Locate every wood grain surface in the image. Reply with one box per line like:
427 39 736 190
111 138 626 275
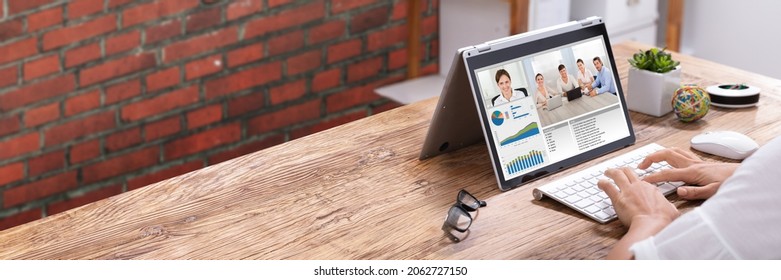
1 42 780 259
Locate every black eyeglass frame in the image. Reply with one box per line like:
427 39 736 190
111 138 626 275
441 189 487 242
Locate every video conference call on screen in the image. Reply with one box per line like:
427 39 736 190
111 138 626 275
474 36 630 181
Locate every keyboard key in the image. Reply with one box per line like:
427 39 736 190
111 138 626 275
554 192 568 199
586 188 599 195
563 188 576 195
575 199 593 209
656 182 677 194
603 208 616 216
595 201 609 209
572 184 584 192
595 211 610 220
564 195 581 204
578 192 591 199
585 205 601 214
589 196 602 203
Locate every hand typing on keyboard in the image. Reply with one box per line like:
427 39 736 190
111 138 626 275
637 147 740 200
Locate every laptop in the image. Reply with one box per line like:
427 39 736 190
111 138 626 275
419 17 636 192
566 87 583 101
546 95 563 110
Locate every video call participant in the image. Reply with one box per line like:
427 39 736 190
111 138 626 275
534 73 556 109
588 56 616 96
491 69 523 106
556 64 579 96
576 58 594 88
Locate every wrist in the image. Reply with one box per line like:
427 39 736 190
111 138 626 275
630 214 675 232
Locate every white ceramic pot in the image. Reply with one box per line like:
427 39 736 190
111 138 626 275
626 67 681 117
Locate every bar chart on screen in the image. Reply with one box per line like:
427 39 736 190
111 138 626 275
505 150 545 174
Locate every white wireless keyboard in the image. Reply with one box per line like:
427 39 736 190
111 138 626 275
533 143 683 223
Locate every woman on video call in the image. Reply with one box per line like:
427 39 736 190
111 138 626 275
491 69 522 106
535 73 555 109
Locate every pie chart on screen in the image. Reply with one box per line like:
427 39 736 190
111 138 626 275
491 110 504 126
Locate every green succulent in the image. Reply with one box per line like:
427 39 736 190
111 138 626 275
628 47 680 73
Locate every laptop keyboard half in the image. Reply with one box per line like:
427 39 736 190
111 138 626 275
533 143 683 223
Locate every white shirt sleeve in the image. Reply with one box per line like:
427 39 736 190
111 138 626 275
630 136 781 259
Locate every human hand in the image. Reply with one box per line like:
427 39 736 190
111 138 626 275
589 89 597 96
638 147 739 200
598 168 679 227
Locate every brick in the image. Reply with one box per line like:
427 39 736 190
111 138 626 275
0 37 37 65
145 116 181 141
367 24 406 52
0 74 74 111
105 127 141 152
45 111 115 146
347 57 383 82
122 0 200 28
244 0 324 39
227 91 264 117
372 100 402 114
226 43 263 67
327 39 361 63
108 0 133 8
7 0 56 14
186 7 221 32
64 90 101 116
287 50 320 76
127 161 202 190
0 208 41 231
269 80 306 105
64 42 100 68
268 30 303 56
248 99 321 135
290 110 365 139
332 0 375 14
309 20 345 45
163 26 237 63
24 54 60 81
422 15 438 36
351 6 389 34
47 185 123 215
106 30 141 56
121 85 199 122
0 162 25 186
68 0 103 19
388 48 407 70
3 171 78 208
205 62 281 99
312 68 341 92
391 0 406 20
82 146 159 184
0 115 21 137
28 150 65 177
164 123 241 160
420 62 438 75
25 102 60 127
226 0 262 21
185 54 223 81
187 104 222 129
0 66 18 88
43 14 116 50
145 68 180 93
207 134 285 164
80 53 156 86
268 0 292 8
70 139 100 164
0 19 24 41
146 19 181 45
105 79 141 104
326 82 385 113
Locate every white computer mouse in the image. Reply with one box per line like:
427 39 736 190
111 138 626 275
690 131 759 160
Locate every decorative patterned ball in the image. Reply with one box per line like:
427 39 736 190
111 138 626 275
672 84 710 122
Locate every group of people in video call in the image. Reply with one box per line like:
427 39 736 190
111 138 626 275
491 56 616 109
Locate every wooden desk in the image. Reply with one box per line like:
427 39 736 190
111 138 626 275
2 42 781 259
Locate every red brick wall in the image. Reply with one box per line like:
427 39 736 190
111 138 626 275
0 0 439 230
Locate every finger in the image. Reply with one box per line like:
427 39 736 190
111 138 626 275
677 182 720 200
620 167 640 183
604 168 631 190
597 179 619 200
642 167 697 184
638 149 694 169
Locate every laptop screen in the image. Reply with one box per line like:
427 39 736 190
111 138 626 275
464 22 634 190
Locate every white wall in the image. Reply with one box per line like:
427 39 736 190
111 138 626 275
680 0 781 78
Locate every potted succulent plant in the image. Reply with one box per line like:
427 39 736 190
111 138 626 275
626 48 681 117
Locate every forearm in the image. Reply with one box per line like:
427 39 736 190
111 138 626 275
607 216 673 260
